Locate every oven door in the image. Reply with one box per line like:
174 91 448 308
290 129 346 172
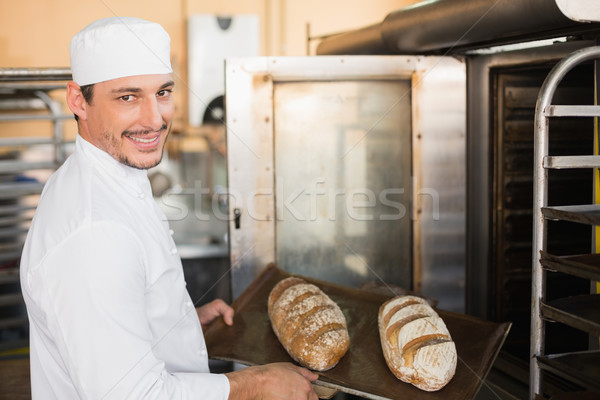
224 56 465 311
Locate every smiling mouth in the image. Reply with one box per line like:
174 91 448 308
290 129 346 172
128 136 159 144
122 124 168 147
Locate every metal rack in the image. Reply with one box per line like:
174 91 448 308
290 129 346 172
0 68 72 352
531 47 600 399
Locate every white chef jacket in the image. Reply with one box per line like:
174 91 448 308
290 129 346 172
20 135 230 400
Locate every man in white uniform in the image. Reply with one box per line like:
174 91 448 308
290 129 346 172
20 16 318 400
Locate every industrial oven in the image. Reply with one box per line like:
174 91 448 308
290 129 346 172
223 0 600 399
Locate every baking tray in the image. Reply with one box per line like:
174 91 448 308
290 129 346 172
203 264 511 400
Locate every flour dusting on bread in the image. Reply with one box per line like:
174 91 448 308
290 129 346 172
268 277 350 371
378 295 457 391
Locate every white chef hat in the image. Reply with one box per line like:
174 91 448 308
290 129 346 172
70 17 172 86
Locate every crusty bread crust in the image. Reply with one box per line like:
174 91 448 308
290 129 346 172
268 277 350 371
378 295 457 391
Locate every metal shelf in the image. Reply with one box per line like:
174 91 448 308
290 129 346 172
540 251 600 281
544 105 600 117
0 268 20 284
544 155 600 169
0 113 73 122
0 82 69 92
0 250 24 264
0 137 58 147
0 182 44 199
541 205 600 225
0 67 72 353
0 317 28 330
0 293 24 307
0 204 36 216
531 46 600 399
0 67 71 82
0 228 29 240
537 351 600 392
541 295 600 335
0 214 31 226
0 159 57 174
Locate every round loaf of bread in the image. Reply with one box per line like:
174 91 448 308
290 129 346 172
268 277 350 371
378 295 457 391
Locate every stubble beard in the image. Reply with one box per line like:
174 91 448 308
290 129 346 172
103 124 170 170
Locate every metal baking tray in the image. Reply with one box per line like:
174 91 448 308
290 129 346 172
203 264 511 400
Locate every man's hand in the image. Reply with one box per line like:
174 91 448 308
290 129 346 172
196 299 234 328
226 362 319 400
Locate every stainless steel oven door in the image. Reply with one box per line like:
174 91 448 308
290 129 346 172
224 56 466 312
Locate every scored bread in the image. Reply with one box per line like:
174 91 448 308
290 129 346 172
378 295 457 391
268 277 350 371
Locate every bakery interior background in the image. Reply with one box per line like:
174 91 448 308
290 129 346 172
1 0 600 399
0 0 418 130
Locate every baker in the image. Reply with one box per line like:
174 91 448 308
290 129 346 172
20 16 318 400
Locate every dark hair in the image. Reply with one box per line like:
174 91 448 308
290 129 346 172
73 84 94 121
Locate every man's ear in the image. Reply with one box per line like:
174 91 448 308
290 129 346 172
66 81 87 120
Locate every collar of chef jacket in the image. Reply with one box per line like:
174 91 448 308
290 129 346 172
75 134 154 200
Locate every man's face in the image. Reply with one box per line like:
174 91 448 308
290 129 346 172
80 74 175 170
